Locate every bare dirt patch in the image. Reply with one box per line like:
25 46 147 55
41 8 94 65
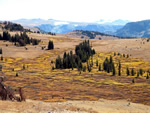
0 99 150 113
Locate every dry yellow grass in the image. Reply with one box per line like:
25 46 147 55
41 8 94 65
0 32 150 112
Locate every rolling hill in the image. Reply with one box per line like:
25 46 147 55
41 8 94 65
115 20 150 38
58 30 119 40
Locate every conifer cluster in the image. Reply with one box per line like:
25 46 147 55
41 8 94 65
103 56 115 74
55 40 95 70
0 31 40 46
75 40 95 62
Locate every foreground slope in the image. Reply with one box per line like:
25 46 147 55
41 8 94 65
0 99 150 113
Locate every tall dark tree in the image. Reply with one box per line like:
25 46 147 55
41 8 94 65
96 59 98 66
0 64 2 71
118 61 121 76
55 55 62 69
0 48 2 54
48 40 54 50
103 56 115 74
126 67 130 76
131 68 135 76
0 34 2 40
99 64 101 71
139 69 143 76
146 73 149 79
112 63 116 75
137 72 139 78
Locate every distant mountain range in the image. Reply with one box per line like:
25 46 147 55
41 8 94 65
115 20 150 38
12 19 130 34
12 19 150 38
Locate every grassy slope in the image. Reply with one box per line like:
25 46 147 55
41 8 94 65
0 32 150 106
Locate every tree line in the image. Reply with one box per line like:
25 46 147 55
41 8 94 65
0 31 40 46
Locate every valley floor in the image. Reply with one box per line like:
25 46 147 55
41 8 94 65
1 33 150 112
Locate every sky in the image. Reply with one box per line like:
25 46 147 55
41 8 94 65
0 0 150 22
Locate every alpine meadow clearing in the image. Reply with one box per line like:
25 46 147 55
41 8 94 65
1 32 150 107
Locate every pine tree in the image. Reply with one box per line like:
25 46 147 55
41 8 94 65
0 48 2 54
112 64 116 75
131 68 135 76
139 69 143 76
1 56 3 61
132 79 135 83
0 64 2 71
123 54 125 57
23 64 25 70
127 54 129 58
99 64 101 71
96 59 98 66
48 40 54 50
16 73 18 77
146 73 149 79
55 55 62 69
118 61 121 76
87 65 91 72
126 67 130 76
0 34 2 40
137 72 139 78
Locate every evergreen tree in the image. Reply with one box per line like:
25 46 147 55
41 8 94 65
112 64 116 75
75 40 95 62
99 64 101 71
16 73 18 77
0 64 2 71
1 31 40 46
126 67 130 76
127 54 129 58
103 56 115 73
48 40 54 50
55 55 63 69
146 73 149 79
123 54 125 57
23 64 25 70
0 48 2 54
63 52 67 58
87 65 91 72
132 79 135 83
1 56 3 61
0 34 2 40
139 69 143 76
131 68 135 76
96 59 98 66
118 61 121 76
137 72 139 78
